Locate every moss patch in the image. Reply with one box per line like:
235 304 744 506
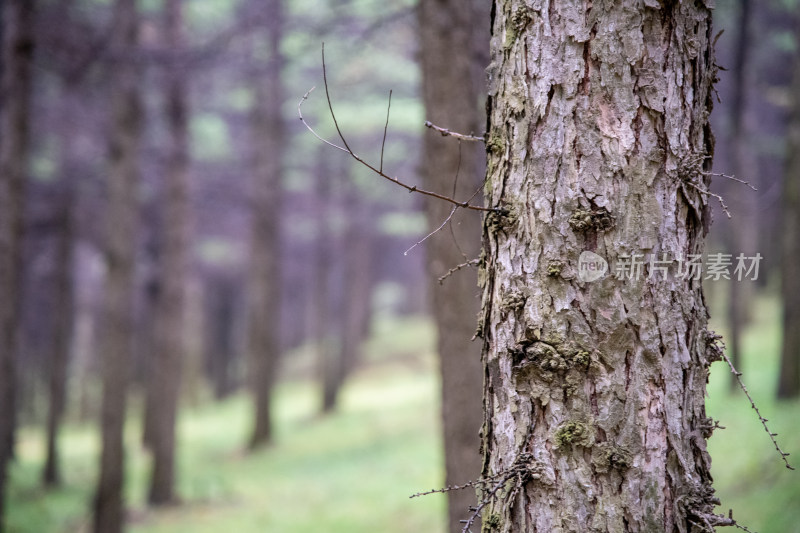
547 261 565 277
568 207 615 232
554 421 594 450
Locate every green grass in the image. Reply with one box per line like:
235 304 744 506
7 299 800 533
706 292 800 533
8 316 445 533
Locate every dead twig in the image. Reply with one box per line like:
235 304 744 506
409 478 485 499
438 259 480 284
712 335 794 470
411 452 536 533
685 181 732 218
424 121 486 143
404 206 457 256
702 171 758 191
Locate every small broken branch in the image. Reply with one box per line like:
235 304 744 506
438 258 480 284
409 478 485 499
424 121 486 143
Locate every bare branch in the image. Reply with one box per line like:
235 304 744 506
380 90 392 173
404 206 458 256
321 43 357 156
297 44 497 213
425 121 486 143
297 87 350 154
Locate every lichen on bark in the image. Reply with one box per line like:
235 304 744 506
478 1 724 531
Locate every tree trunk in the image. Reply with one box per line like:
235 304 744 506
147 0 190 505
246 0 284 449
418 0 487 530
338 198 374 381
93 0 141 531
725 0 756 392
43 184 75 488
314 149 336 414
777 15 800 400
478 2 726 531
0 0 35 528
43 38 81 484
206 275 238 400
325 192 374 410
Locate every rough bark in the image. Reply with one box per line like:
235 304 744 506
147 0 190 505
0 0 35 527
478 2 724 531
93 0 141 531
777 16 800 400
246 0 284 449
418 1 487 530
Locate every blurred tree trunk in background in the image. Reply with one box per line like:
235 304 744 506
314 149 335 413
43 187 74 488
42 99 78 487
337 196 374 385
141 244 160 450
777 16 800 400
93 0 141 530
148 0 190 505
0 0 35 528
206 274 239 399
479 2 723 529
725 0 757 392
246 0 285 449
324 187 374 412
419 0 488 530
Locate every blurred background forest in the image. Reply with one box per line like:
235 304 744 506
0 0 799 532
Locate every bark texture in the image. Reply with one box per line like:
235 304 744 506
148 0 190 505
93 0 141 530
246 0 284 449
777 16 800 400
419 1 488 530
0 0 35 527
479 1 724 531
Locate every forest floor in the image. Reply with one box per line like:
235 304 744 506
7 294 800 533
